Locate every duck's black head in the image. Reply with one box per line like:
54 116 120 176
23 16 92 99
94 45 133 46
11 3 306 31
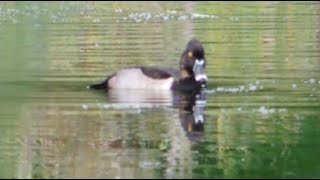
179 39 208 86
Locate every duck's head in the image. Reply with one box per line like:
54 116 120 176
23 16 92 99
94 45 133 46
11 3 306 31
180 39 208 86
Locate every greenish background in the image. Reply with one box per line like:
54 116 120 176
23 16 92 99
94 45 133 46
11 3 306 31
0 1 319 178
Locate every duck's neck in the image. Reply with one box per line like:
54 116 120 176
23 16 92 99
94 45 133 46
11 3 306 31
178 66 192 79
174 67 200 91
179 66 195 79
179 69 191 79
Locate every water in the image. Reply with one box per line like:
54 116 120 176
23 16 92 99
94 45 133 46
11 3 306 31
0 1 320 178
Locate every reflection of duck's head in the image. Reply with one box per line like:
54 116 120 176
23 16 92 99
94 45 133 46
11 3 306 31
88 39 208 92
178 88 207 142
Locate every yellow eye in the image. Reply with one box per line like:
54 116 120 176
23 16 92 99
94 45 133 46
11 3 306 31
188 51 193 58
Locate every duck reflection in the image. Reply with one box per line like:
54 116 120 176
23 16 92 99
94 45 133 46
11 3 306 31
107 88 207 141
174 88 206 141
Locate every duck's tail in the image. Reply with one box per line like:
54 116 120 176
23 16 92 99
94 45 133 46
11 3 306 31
87 80 107 90
87 73 116 90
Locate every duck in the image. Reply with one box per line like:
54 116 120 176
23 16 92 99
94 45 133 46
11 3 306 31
88 38 208 92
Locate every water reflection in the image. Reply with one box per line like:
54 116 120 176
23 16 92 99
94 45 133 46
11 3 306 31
176 88 207 141
108 89 174 106
108 88 207 142
0 1 319 179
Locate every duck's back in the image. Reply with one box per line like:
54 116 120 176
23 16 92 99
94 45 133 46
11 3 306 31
140 66 179 80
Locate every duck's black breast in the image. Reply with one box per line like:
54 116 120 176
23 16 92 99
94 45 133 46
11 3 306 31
140 67 203 92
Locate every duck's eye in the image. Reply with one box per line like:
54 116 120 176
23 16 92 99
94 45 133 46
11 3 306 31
188 51 193 58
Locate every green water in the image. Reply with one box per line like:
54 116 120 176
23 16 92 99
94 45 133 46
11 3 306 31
0 1 319 178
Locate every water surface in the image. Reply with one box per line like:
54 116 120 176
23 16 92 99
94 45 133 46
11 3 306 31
0 1 319 178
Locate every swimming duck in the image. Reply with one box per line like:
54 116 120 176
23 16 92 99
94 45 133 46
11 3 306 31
88 38 208 92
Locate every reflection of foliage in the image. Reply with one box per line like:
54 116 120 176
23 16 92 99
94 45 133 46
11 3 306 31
0 1 319 179
32 139 55 179
153 150 167 179
191 109 320 178
194 2 320 90
158 138 171 152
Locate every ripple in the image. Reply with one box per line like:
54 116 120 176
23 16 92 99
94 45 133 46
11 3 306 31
205 82 264 94
303 78 317 84
81 103 173 113
114 8 123 13
121 11 220 23
257 106 288 116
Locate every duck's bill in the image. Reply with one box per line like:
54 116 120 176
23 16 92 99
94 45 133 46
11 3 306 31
193 59 208 85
